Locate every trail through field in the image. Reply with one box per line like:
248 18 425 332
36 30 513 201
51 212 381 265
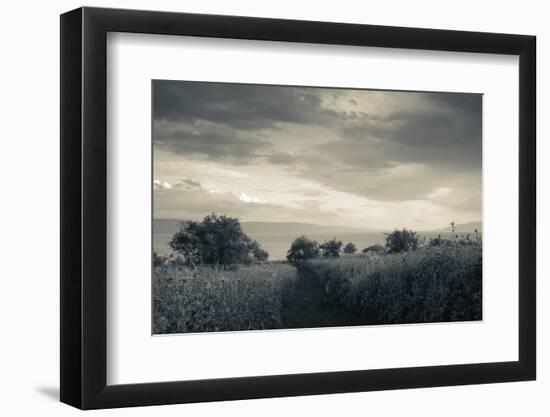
281 270 370 329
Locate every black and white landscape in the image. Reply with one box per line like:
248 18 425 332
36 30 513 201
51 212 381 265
152 80 482 334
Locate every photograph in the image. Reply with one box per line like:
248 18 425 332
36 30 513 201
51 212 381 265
152 80 483 335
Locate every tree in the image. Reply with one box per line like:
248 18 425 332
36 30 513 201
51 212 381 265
153 251 166 267
320 238 343 258
343 242 357 254
169 213 269 266
286 236 320 265
249 239 269 262
362 244 386 255
384 228 419 253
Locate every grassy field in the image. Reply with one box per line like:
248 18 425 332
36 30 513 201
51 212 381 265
153 242 482 333
153 262 297 334
300 244 482 324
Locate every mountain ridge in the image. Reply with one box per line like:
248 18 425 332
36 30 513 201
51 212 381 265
153 218 482 236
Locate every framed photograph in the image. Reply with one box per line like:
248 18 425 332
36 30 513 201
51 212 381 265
60 7 536 409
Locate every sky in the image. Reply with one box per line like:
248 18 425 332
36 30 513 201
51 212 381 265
152 80 482 231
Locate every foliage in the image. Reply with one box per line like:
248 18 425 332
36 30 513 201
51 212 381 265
153 251 166 267
153 263 297 334
362 244 386 255
249 239 269 262
385 228 419 253
428 233 480 247
300 243 482 324
343 242 357 254
320 238 343 258
286 236 320 265
169 213 269 267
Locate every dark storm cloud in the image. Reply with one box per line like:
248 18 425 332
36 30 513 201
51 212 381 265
154 122 271 161
153 80 482 210
264 152 297 165
292 91 482 202
425 92 482 114
153 81 353 162
337 96 482 169
153 80 343 130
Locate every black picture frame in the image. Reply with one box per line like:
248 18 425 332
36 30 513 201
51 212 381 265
60 6 536 410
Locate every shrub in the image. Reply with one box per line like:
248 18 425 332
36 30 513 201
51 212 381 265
153 263 297 333
320 238 343 258
300 243 482 324
343 242 357 254
249 240 269 262
286 236 320 265
362 244 386 255
153 251 166 267
169 213 268 267
385 228 419 253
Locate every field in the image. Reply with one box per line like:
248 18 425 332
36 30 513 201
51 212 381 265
153 241 482 333
153 262 298 334
300 244 482 324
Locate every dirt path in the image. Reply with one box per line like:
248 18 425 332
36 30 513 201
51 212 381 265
281 270 370 329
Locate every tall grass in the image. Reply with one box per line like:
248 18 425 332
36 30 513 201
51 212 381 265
300 244 482 324
153 262 297 334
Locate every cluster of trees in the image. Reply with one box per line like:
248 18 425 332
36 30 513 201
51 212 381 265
162 214 478 268
168 214 268 267
286 237 359 264
287 228 422 264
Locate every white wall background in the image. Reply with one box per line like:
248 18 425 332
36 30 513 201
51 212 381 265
0 0 545 415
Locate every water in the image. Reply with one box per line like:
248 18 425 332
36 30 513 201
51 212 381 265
153 231 476 260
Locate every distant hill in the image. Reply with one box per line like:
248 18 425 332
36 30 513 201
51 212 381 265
153 218 371 236
241 221 372 235
426 221 482 233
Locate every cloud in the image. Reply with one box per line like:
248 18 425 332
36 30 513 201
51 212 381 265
154 184 336 224
173 178 203 191
264 152 296 165
153 81 482 225
153 81 344 130
153 119 271 162
239 193 266 204
288 92 482 202
153 180 173 190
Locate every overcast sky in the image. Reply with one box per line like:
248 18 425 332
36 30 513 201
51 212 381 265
153 80 482 231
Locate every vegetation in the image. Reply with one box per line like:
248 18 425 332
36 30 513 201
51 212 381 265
286 236 320 265
153 261 297 333
169 213 268 267
343 242 357 254
384 228 419 253
154 214 483 333
320 238 343 258
362 244 386 255
299 242 482 324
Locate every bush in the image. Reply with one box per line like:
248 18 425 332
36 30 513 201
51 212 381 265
153 263 297 333
362 244 386 255
320 238 343 258
385 228 419 253
343 242 357 254
429 234 480 247
300 244 482 324
153 251 166 267
169 213 268 267
286 236 320 265
249 240 269 262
